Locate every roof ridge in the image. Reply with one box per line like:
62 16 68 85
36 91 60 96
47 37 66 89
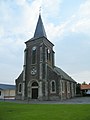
54 66 76 82
0 83 15 86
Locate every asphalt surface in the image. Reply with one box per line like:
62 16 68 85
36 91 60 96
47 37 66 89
0 97 90 104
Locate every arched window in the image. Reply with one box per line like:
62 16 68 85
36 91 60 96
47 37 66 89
51 80 56 93
32 82 38 86
40 46 43 62
47 49 51 61
67 82 70 93
62 81 65 93
31 46 36 64
18 83 22 93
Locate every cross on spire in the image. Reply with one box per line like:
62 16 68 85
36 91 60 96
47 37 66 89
39 6 41 15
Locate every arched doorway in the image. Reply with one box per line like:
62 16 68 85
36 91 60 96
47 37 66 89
31 82 38 99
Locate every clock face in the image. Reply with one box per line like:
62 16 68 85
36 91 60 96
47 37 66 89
32 46 36 51
31 67 37 75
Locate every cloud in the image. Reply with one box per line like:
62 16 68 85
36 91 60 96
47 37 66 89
0 0 42 84
0 0 63 42
0 0 90 84
0 27 4 38
79 0 90 17
0 0 90 42
46 0 90 40
72 71 90 84
70 0 90 34
46 19 71 41
0 0 63 45
42 0 62 17
0 63 22 85
15 0 26 5
38 0 90 41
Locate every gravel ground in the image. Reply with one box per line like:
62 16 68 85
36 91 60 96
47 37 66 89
0 97 90 104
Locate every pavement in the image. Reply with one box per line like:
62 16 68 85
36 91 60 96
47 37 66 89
0 97 90 104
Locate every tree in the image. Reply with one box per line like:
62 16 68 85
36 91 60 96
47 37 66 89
82 81 87 85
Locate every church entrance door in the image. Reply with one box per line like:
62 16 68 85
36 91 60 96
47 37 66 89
32 88 38 99
31 82 38 99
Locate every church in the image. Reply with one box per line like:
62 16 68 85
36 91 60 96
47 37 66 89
15 13 76 101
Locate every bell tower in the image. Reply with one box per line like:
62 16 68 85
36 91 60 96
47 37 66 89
24 14 55 100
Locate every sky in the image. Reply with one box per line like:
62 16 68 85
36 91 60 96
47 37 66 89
0 0 90 85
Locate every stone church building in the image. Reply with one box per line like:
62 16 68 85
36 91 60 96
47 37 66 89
15 14 76 101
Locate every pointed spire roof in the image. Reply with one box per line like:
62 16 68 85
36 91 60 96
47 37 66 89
34 14 47 38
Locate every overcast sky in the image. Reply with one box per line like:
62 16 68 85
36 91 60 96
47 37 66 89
0 0 90 85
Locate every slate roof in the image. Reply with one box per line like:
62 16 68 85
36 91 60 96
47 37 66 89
34 14 47 38
0 84 15 90
54 66 76 82
16 71 23 82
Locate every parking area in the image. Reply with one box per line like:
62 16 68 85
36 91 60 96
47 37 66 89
60 96 90 104
0 96 90 104
31 97 90 104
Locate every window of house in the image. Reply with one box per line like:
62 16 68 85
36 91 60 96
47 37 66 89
0 91 1 96
51 80 56 93
31 46 37 64
40 46 43 62
48 49 51 61
39 63 42 80
62 81 65 92
47 49 51 62
67 82 70 93
72 83 74 90
18 83 22 93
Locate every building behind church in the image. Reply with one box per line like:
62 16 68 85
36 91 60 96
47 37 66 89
15 14 76 101
0 84 15 99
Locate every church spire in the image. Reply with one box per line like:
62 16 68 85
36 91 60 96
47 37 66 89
34 13 47 38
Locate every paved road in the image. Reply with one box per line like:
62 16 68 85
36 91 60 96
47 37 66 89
60 96 90 104
0 97 90 104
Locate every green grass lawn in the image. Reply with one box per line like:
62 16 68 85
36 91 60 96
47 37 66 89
0 102 90 120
